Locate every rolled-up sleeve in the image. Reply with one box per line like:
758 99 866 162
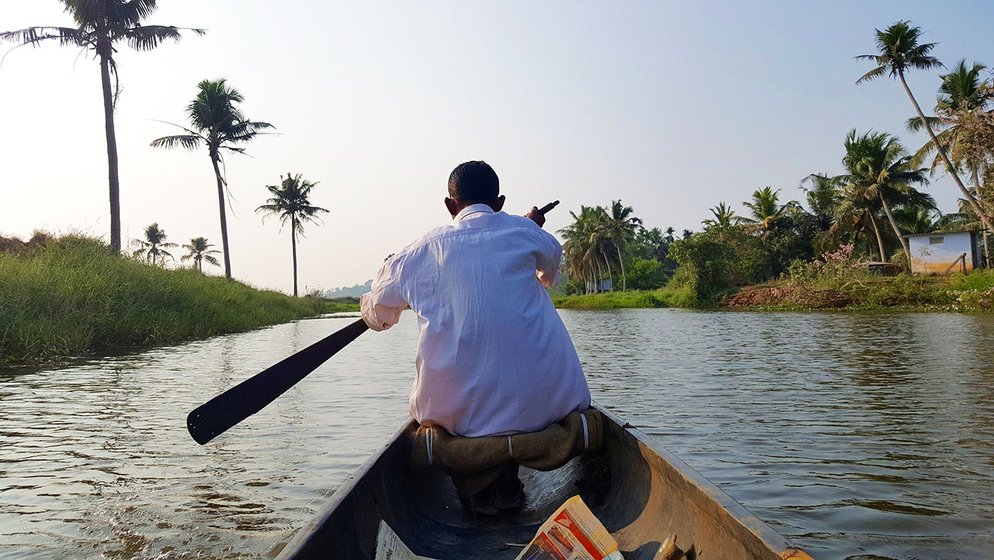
534 229 562 288
360 257 407 331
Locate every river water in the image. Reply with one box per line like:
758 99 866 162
1 310 992 559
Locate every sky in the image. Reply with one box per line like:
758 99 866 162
1 1 993 294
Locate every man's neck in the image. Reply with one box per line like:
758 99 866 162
455 203 496 220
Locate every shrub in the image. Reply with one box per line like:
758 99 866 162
627 258 666 290
668 227 770 305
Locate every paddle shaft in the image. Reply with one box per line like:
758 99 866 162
187 318 369 444
537 200 559 215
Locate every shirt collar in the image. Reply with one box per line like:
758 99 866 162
455 203 495 221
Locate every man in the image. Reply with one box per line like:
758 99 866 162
361 161 590 442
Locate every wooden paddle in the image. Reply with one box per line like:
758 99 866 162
187 318 369 444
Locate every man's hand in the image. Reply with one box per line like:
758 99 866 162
526 200 559 228
526 206 546 227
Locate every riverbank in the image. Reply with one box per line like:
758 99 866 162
0 234 331 366
553 284 689 309
553 270 994 312
726 272 994 311
322 297 360 313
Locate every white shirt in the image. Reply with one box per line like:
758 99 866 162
360 204 590 437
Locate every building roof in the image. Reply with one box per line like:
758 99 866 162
902 230 980 238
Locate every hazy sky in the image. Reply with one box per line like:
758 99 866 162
2 1 992 293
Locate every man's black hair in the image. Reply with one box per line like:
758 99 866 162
448 161 499 203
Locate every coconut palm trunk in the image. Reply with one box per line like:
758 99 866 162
211 156 232 278
616 246 627 291
869 213 886 261
899 72 994 232
291 216 299 297
97 44 122 252
599 249 614 291
878 193 910 256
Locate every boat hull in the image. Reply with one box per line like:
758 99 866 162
277 405 809 559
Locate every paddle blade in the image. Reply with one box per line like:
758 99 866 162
187 318 369 445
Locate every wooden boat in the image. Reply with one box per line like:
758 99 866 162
277 405 812 559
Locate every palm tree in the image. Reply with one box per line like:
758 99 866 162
801 173 842 230
742 186 780 225
633 226 669 263
856 20 993 232
0 1 203 253
601 200 642 291
131 223 176 266
838 130 933 258
702 202 741 230
891 207 969 234
740 187 800 233
663 226 676 244
559 205 614 293
907 61 994 215
256 173 328 297
181 236 220 272
151 79 274 279
907 60 991 152
560 206 597 293
834 187 888 261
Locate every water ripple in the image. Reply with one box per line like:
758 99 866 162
1 310 993 559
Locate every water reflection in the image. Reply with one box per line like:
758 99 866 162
560 310 994 559
1 311 993 559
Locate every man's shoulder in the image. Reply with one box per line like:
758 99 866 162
395 213 554 256
389 223 457 261
496 211 542 228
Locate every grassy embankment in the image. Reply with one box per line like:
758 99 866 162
322 297 360 313
553 270 994 312
0 234 351 366
726 269 994 312
553 282 695 309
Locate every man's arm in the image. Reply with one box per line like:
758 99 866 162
533 229 563 288
526 201 562 287
360 257 407 331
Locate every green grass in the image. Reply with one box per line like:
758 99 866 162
949 269 994 291
320 298 360 313
553 285 691 309
552 269 994 312
731 270 994 312
0 235 327 366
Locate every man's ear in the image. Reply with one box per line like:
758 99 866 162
490 195 506 212
444 197 460 218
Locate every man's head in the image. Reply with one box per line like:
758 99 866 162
445 160 505 217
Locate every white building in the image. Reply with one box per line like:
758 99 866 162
906 231 983 274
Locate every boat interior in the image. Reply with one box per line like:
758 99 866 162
279 407 796 560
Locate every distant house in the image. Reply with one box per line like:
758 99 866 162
905 231 984 274
585 277 613 293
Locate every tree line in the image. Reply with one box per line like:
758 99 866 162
128 171 327 296
557 200 682 294
1 1 326 297
559 20 994 302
